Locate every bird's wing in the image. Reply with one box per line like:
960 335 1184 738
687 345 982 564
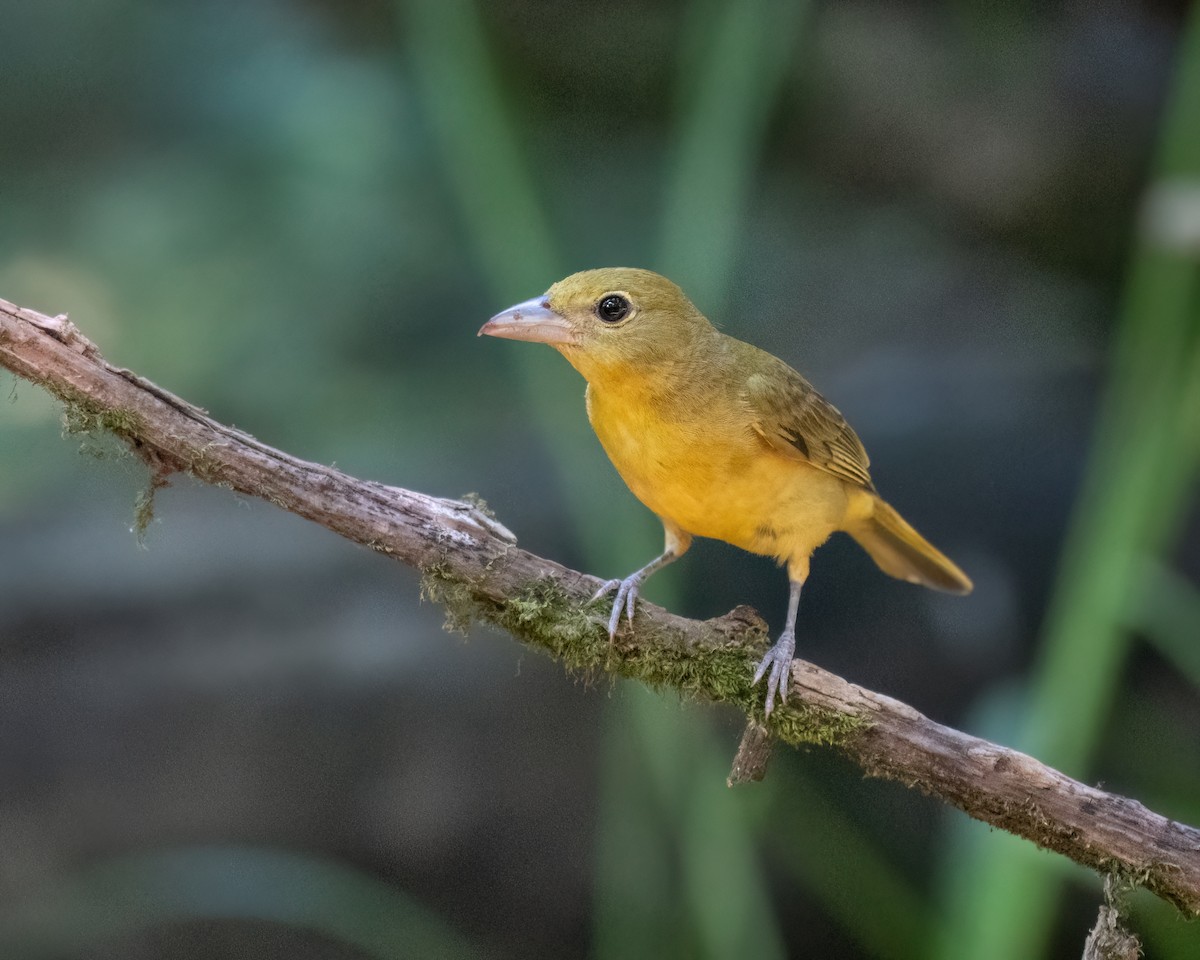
741 355 874 490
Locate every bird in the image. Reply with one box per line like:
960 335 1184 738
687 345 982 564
479 268 972 715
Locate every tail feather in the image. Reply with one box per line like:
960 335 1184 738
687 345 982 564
849 498 973 595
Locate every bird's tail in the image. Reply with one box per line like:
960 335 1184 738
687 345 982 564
849 497 973 594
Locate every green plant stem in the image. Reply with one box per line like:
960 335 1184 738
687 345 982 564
657 0 809 310
399 0 629 563
941 9 1200 957
399 3 692 955
608 2 809 957
1133 560 1200 690
772 766 944 960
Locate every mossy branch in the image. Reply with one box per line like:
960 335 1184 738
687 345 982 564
3 295 1200 916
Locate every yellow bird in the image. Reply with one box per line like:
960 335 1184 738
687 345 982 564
480 268 972 715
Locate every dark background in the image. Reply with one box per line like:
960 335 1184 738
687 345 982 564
1 1 1198 957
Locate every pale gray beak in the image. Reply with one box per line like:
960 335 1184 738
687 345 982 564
478 297 578 345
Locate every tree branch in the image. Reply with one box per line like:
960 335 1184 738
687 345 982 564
3 296 1199 916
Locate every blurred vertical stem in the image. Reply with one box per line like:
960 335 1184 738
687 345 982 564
603 1 801 958
770 765 943 959
398 0 698 954
400 0 555 291
1133 561 1200 689
639 2 932 958
657 0 809 308
399 0 627 560
941 10 1200 959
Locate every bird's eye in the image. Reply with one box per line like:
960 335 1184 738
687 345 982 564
596 294 630 324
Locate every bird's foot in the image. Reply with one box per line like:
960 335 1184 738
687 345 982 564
591 574 643 639
752 629 796 718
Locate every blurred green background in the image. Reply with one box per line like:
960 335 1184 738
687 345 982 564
1 0 1198 957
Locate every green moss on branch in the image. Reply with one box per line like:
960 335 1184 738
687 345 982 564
59 393 144 441
418 566 871 750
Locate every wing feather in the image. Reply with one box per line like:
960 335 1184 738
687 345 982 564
741 356 874 490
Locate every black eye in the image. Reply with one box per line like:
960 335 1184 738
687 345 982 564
596 294 630 323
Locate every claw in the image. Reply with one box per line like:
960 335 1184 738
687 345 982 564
592 574 643 639
591 579 621 604
753 630 796 717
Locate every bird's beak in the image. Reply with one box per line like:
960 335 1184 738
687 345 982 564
478 297 578 345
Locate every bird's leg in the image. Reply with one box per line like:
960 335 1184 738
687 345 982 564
592 525 691 639
753 577 804 717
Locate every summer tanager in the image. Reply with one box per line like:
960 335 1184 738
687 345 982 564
480 268 971 714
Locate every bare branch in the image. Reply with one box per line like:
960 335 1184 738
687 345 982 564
3 296 1199 916
728 721 774 786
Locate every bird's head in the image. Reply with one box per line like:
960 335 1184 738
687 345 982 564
479 268 715 383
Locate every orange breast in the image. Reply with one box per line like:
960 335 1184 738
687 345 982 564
586 384 857 565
